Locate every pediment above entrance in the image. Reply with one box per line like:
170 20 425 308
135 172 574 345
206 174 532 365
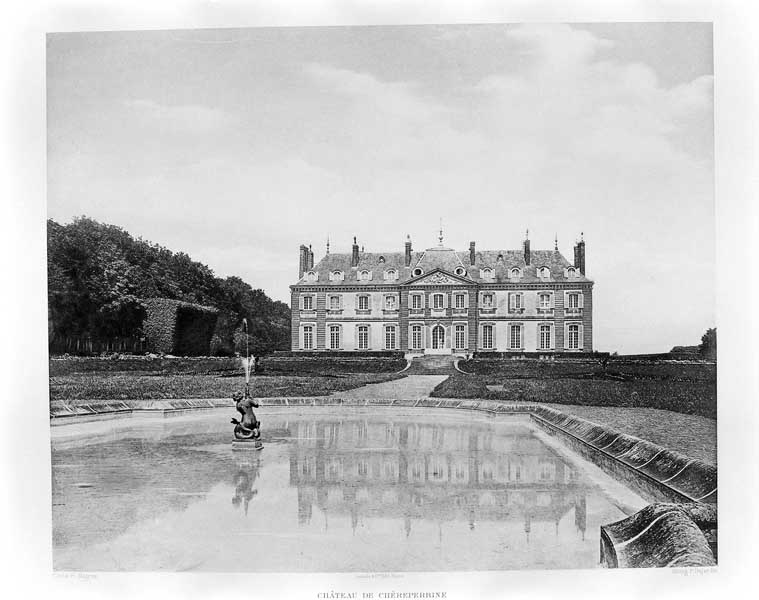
405 269 471 286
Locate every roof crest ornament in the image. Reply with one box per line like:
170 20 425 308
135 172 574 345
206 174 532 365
554 233 558 251
438 218 444 246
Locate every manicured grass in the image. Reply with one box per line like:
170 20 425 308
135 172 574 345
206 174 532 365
432 374 716 419
49 372 405 401
539 403 716 465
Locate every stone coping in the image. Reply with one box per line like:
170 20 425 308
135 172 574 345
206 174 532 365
49 397 716 507
600 503 717 568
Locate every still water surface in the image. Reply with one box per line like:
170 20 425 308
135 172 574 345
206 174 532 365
51 410 626 571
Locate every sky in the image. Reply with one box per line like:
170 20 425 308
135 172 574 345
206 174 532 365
46 23 714 353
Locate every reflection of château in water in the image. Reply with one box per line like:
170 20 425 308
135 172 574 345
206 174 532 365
286 419 588 539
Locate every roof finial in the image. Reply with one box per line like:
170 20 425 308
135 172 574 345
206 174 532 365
581 231 584 242
525 228 529 240
554 233 558 251
439 218 444 245
326 236 330 255
353 236 357 245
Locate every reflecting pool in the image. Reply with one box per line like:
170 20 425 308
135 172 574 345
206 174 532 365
51 409 629 571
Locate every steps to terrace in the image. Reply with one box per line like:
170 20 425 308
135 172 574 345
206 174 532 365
405 354 459 375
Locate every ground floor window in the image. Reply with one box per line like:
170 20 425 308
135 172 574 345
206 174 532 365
539 324 552 350
329 325 341 350
568 324 580 349
482 324 493 349
385 326 396 350
357 325 369 350
303 325 314 350
411 325 422 350
455 325 466 349
509 324 522 350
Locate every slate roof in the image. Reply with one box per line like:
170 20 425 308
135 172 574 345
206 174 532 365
294 244 591 285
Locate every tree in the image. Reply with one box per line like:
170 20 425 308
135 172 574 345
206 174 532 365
699 328 716 359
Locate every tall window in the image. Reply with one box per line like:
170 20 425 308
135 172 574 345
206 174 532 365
482 293 494 308
328 325 340 350
482 324 494 349
539 324 552 350
358 295 369 311
568 324 580 349
385 295 397 310
454 293 466 309
302 295 314 310
357 325 369 350
385 326 396 350
539 293 551 309
411 325 423 350
411 294 422 309
433 293 444 309
510 324 522 349
568 293 580 309
455 325 466 349
329 295 341 310
303 325 314 350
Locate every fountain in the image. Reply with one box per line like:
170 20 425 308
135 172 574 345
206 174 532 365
231 318 263 449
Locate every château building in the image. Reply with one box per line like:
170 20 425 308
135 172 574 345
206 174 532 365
290 232 593 356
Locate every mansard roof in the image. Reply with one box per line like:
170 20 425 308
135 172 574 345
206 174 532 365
294 244 591 285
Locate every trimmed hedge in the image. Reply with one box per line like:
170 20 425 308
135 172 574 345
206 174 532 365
142 298 218 356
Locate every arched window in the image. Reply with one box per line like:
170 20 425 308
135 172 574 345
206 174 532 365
330 270 344 281
510 268 521 279
384 269 398 280
305 271 318 282
538 266 550 279
566 267 577 278
482 268 494 279
359 270 371 281
378 255 385 263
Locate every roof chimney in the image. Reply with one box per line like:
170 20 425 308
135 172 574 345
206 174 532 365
574 233 586 274
299 244 309 278
351 236 359 267
405 235 412 267
469 241 476 266
523 230 531 266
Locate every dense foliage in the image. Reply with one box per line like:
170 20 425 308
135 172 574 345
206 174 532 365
699 328 717 359
48 217 290 355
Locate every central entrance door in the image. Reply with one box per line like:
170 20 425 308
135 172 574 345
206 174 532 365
432 325 445 350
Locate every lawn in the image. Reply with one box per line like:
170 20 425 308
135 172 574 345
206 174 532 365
432 359 716 420
49 372 406 401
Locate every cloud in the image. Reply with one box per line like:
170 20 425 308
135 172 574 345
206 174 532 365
124 99 233 133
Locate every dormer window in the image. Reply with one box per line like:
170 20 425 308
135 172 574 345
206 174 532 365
413 268 423 277
455 267 466 276
510 268 521 279
359 270 372 281
329 270 344 282
378 256 385 264
305 271 318 282
566 267 577 279
538 266 550 279
481 268 494 279
384 269 398 281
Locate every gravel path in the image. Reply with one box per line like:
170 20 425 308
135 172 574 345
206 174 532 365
540 402 716 465
334 375 448 400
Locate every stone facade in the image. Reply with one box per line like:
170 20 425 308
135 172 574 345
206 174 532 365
290 235 593 356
